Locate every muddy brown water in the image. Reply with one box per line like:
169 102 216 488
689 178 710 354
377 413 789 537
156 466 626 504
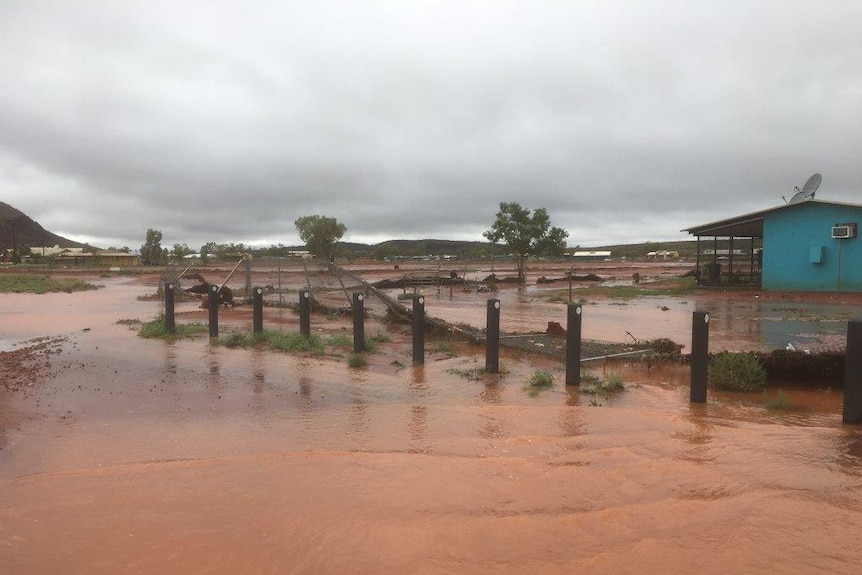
2 276 862 574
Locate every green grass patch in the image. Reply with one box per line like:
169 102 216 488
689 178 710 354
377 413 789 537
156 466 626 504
580 372 625 395
348 353 368 368
327 334 352 348
428 341 456 356
529 370 555 388
0 274 100 294
139 315 208 339
764 389 798 411
210 329 325 354
524 369 555 396
709 351 766 392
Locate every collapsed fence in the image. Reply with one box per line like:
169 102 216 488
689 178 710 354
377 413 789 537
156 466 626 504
161 281 862 424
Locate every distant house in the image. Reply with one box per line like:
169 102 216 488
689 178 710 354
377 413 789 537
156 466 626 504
684 199 862 292
646 250 680 260
35 246 140 267
569 250 612 261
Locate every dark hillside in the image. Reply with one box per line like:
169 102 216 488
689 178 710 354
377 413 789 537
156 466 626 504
0 202 86 250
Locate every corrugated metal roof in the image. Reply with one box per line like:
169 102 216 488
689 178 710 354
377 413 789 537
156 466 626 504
682 199 862 237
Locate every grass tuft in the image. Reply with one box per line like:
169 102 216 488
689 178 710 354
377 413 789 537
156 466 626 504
139 315 208 339
580 372 625 395
0 274 100 294
764 389 797 411
348 353 368 368
709 351 766 392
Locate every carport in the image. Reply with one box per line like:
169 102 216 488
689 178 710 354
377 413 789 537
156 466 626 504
683 210 765 286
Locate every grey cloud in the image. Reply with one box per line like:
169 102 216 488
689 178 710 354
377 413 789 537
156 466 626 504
1 1 861 250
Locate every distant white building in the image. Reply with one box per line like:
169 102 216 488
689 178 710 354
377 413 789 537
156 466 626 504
569 250 612 261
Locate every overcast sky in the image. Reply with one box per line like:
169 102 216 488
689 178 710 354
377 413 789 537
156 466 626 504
1 1 860 251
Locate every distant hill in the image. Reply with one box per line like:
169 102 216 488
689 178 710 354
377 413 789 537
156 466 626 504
0 202 86 251
335 238 698 260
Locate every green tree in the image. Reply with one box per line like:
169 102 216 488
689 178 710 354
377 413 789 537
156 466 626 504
140 229 163 266
483 202 568 283
171 243 194 260
294 215 347 263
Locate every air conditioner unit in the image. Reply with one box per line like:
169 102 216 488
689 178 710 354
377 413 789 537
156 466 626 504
831 223 857 239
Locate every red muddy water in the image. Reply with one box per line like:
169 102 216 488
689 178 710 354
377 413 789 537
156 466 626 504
1 266 861 574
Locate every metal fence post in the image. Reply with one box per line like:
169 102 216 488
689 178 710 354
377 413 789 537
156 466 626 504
164 282 175 333
413 295 425 364
300 290 311 336
253 287 263 334
353 292 365 353
486 298 500 373
565 303 582 386
690 311 710 402
843 321 862 423
208 285 219 338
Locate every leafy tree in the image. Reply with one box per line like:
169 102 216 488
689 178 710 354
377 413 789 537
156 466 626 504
483 202 568 282
294 215 347 263
171 243 194 260
140 229 164 266
200 241 217 264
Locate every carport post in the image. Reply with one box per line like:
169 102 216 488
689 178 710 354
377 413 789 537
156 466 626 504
353 292 365 353
690 311 710 403
565 303 582 386
485 298 500 373
299 291 311 336
252 287 263 334
412 295 425 364
842 321 862 423
208 285 219 338
164 282 176 333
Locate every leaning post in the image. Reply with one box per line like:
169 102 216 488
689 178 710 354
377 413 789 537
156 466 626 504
485 298 501 373
690 310 710 403
164 282 176 333
299 290 311 336
412 295 425 364
842 321 862 423
353 292 365 353
208 284 219 338
565 303 582 386
252 287 264 334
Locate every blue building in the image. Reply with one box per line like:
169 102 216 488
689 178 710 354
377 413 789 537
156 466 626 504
684 199 862 292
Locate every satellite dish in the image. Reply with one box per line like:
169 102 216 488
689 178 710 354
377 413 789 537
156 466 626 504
787 173 821 204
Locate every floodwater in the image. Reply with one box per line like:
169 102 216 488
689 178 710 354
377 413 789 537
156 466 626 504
403 283 856 352
2 277 862 574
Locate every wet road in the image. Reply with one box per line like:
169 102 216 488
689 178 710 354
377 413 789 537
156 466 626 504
1 277 861 573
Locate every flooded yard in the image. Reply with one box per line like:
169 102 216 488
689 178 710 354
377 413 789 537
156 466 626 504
1 269 861 573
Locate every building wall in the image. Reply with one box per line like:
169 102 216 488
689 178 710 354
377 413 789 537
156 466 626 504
763 203 862 292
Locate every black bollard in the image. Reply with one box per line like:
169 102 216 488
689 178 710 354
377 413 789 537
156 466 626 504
565 303 582 386
690 310 710 403
412 295 425 364
353 292 365 353
253 287 263 334
208 285 219 338
164 282 176 333
842 321 862 423
486 298 500 373
299 290 311 336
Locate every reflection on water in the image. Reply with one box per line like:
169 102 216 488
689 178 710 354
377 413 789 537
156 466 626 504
415 286 856 353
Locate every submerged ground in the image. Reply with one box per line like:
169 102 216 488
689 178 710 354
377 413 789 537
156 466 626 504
1 262 861 574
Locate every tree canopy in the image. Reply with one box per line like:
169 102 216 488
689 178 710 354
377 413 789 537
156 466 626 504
140 228 164 265
483 202 568 282
294 215 347 262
